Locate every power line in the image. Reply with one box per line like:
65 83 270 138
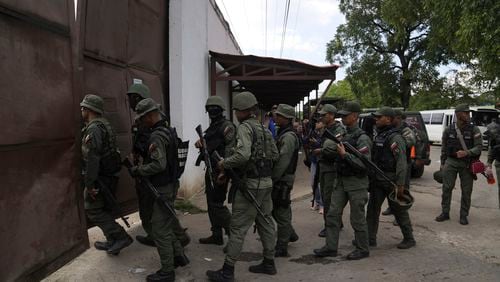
220 0 235 36
289 0 302 58
280 0 291 58
265 0 268 56
271 1 280 57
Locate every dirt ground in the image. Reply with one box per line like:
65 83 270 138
44 147 500 281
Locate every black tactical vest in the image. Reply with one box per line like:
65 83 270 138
132 123 151 159
205 118 233 159
146 122 177 186
446 123 474 158
276 125 299 175
337 128 366 176
373 127 400 173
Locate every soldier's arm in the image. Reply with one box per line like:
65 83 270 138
402 127 416 147
342 134 371 171
467 126 482 158
393 135 408 186
137 134 168 176
84 126 104 188
223 123 237 157
272 133 296 182
269 131 279 162
441 126 449 165
223 123 252 169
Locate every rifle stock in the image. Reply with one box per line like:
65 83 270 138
195 124 215 190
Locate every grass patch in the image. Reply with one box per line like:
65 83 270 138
174 199 206 214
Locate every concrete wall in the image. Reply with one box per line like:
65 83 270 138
169 0 241 198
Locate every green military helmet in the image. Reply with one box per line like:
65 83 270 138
232 91 258 110
127 83 151 99
433 170 443 184
275 104 295 119
388 189 414 212
80 94 104 115
135 98 160 120
205 96 226 111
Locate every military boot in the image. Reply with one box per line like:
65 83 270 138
382 207 393 216
199 230 224 245
106 234 133 255
346 249 369 260
146 270 175 282
248 258 277 275
94 240 113 251
174 253 190 268
435 212 450 222
206 263 235 282
136 235 155 247
318 228 326 237
459 215 469 225
313 245 337 257
289 231 299 243
274 245 289 257
397 238 416 249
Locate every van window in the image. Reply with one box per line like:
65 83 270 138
422 113 431 124
430 113 444 124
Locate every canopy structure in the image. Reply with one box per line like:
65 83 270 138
210 51 339 110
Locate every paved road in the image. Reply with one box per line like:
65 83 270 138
45 146 500 281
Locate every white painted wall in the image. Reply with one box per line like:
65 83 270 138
169 0 241 198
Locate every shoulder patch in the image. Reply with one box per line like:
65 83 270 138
149 143 157 153
358 146 369 154
391 142 398 150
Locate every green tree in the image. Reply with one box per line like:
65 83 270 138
326 0 439 109
426 0 500 89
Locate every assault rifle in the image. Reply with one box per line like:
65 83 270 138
95 179 130 228
213 151 271 225
322 129 398 189
122 159 178 223
195 124 215 190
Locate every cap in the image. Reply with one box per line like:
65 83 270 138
338 101 361 116
372 106 395 117
274 104 295 119
455 104 471 113
318 104 337 115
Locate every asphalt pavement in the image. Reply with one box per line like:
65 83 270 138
44 147 500 281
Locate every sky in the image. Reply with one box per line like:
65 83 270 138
215 0 346 102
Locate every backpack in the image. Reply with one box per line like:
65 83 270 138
156 126 189 180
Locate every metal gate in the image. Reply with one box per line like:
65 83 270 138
0 0 169 280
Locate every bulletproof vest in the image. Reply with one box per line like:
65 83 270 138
243 120 274 179
146 122 178 186
205 118 232 158
373 126 400 173
337 128 366 176
132 122 151 159
276 125 300 175
446 123 474 158
83 118 121 176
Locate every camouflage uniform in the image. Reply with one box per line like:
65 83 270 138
80 94 131 254
271 104 300 256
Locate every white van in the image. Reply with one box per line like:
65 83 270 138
420 106 499 146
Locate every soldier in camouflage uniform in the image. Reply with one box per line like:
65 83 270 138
271 104 300 257
314 101 371 260
312 104 346 237
382 109 416 217
435 104 482 225
195 96 236 245
129 98 188 282
366 107 416 249
80 94 133 255
206 91 279 282
127 83 190 248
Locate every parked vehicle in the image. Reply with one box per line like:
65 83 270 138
420 106 499 147
358 111 431 178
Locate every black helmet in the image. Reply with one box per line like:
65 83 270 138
388 189 414 212
433 170 443 184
